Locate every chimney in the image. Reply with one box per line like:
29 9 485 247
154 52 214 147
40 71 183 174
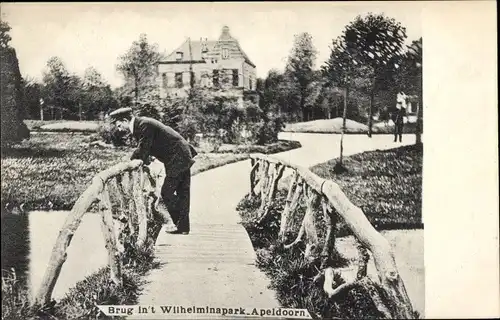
220 26 231 40
201 37 208 60
201 37 208 53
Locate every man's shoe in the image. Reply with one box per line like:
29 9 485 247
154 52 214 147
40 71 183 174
166 230 189 235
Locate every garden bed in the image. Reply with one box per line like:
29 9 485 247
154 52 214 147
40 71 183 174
215 140 302 154
1 133 301 214
284 118 419 135
236 144 423 318
25 120 102 133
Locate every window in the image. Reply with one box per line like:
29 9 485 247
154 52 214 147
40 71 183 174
213 70 219 87
162 73 167 89
176 52 183 61
232 69 239 87
221 48 229 59
249 78 252 90
175 73 183 88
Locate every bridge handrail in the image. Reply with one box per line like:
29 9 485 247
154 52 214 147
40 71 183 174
33 160 164 307
248 153 415 318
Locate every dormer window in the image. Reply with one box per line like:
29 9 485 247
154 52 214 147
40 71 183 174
221 48 229 59
176 52 184 61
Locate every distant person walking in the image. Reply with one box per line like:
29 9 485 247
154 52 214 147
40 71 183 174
109 108 197 235
393 106 407 143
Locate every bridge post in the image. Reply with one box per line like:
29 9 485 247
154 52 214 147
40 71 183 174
99 186 122 286
279 171 300 242
133 168 148 248
249 158 258 198
302 185 321 261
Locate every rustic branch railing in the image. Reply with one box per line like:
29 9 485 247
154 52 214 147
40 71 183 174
249 153 415 318
32 160 165 307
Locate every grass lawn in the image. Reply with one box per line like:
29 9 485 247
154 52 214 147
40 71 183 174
284 117 419 135
1 133 300 214
236 144 423 318
215 140 302 154
309 143 423 230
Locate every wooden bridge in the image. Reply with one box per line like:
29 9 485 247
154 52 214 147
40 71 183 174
32 148 417 319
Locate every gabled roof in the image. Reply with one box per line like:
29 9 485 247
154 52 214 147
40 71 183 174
163 39 217 62
159 26 255 67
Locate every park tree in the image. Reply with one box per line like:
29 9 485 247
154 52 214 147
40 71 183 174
1 19 30 147
322 37 362 169
260 69 286 115
22 76 43 119
82 66 117 120
285 32 318 122
83 66 105 87
42 56 83 120
343 13 407 137
255 69 299 122
396 38 423 144
0 19 12 48
116 34 163 107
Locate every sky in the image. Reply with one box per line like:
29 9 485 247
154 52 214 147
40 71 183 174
2 2 422 88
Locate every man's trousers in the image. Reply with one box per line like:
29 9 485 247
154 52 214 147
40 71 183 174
394 123 404 142
160 167 191 233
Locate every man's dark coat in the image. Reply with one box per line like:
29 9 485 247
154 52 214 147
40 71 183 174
130 116 197 176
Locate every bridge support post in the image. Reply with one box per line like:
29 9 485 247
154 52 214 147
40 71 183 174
133 169 148 248
279 172 300 243
99 187 122 286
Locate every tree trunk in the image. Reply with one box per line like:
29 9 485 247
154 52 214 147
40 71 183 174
415 96 422 145
339 87 348 166
368 90 374 138
40 103 44 121
300 94 305 122
134 76 139 107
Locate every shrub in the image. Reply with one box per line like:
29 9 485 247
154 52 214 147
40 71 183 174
1 46 30 148
136 103 161 121
176 113 199 143
97 122 132 147
249 113 285 145
244 101 263 122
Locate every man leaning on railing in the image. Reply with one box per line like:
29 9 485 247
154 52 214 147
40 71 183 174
109 107 198 235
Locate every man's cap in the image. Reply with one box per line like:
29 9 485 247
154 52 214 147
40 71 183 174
108 107 133 122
